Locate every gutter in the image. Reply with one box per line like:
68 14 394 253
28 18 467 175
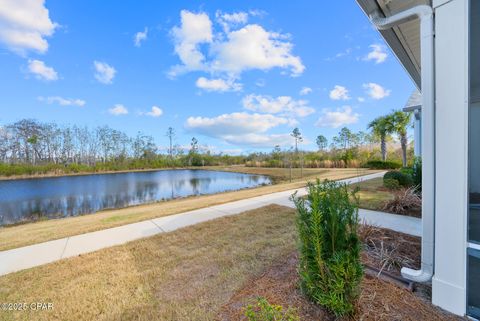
369 5 435 283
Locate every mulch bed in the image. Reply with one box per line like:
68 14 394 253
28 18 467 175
217 227 462 321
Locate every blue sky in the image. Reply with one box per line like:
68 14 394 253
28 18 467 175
0 0 415 154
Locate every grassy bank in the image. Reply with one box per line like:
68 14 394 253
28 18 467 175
0 167 376 251
0 205 297 321
0 205 452 321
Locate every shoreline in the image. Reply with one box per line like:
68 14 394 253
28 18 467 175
0 166 245 181
0 179 273 228
0 168 372 251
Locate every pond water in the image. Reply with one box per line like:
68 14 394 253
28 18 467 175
0 169 271 226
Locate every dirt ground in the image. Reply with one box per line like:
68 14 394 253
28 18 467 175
217 227 462 321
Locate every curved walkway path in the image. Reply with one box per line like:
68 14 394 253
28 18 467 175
0 171 420 276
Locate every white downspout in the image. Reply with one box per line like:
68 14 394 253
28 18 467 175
369 5 435 283
413 109 421 157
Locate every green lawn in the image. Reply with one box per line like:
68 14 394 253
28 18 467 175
351 177 394 211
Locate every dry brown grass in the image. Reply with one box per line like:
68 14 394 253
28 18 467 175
0 205 297 321
0 167 375 251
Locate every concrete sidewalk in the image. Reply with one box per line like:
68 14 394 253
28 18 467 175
0 171 420 276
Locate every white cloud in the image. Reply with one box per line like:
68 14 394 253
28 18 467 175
363 82 391 100
0 0 58 55
170 10 213 75
315 106 359 128
215 10 248 32
38 96 85 107
211 24 304 77
108 104 128 115
195 77 242 92
134 27 148 47
364 44 388 64
242 94 315 118
27 59 58 81
335 48 352 58
299 87 312 95
144 106 163 117
93 61 116 84
221 133 295 148
255 79 266 87
186 112 288 136
325 48 352 61
219 148 243 155
329 85 350 101
169 10 304 80
185 112 298 147
357 97 365 102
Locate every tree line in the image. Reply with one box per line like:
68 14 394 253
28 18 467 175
0 119 159 165
0 109 412 176
248 109 413 169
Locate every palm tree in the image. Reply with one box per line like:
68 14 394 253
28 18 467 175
390 110 412 167
368 116 392 162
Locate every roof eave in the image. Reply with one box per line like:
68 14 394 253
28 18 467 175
355 0 421 89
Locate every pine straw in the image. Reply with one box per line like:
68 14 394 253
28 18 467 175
218 226 462 321
217 252 461 321
358 224 421 276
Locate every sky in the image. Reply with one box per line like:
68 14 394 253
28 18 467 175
0 0 415 155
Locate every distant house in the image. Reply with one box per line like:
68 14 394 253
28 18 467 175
356 0 479 318
403 89 421 157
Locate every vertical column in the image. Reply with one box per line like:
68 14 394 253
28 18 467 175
431 0 468 316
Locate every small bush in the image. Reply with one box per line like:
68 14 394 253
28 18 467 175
412 157 422 188
363 160 402 169
383 178 401 190
382 187 422 215
244 297 299 321
400 167 413 177
292 180 363 317
383 171 413 187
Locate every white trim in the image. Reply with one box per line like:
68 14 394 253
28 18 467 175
468 242 480 251
432 276 467 316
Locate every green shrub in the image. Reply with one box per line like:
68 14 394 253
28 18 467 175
384 171 413 187
292 180 363 317
383 178 401 190
362 160 402 169
399 167 413 177
412 157 422 188
244 297 299 321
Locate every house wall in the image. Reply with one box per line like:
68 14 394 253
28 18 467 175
431 0 468 315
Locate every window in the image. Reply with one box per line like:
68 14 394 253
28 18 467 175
469 1 480 318
469 0 480 244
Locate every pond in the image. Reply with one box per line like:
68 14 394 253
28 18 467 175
0 169 271 226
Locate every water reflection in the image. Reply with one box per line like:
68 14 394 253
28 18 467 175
0 170 270 226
